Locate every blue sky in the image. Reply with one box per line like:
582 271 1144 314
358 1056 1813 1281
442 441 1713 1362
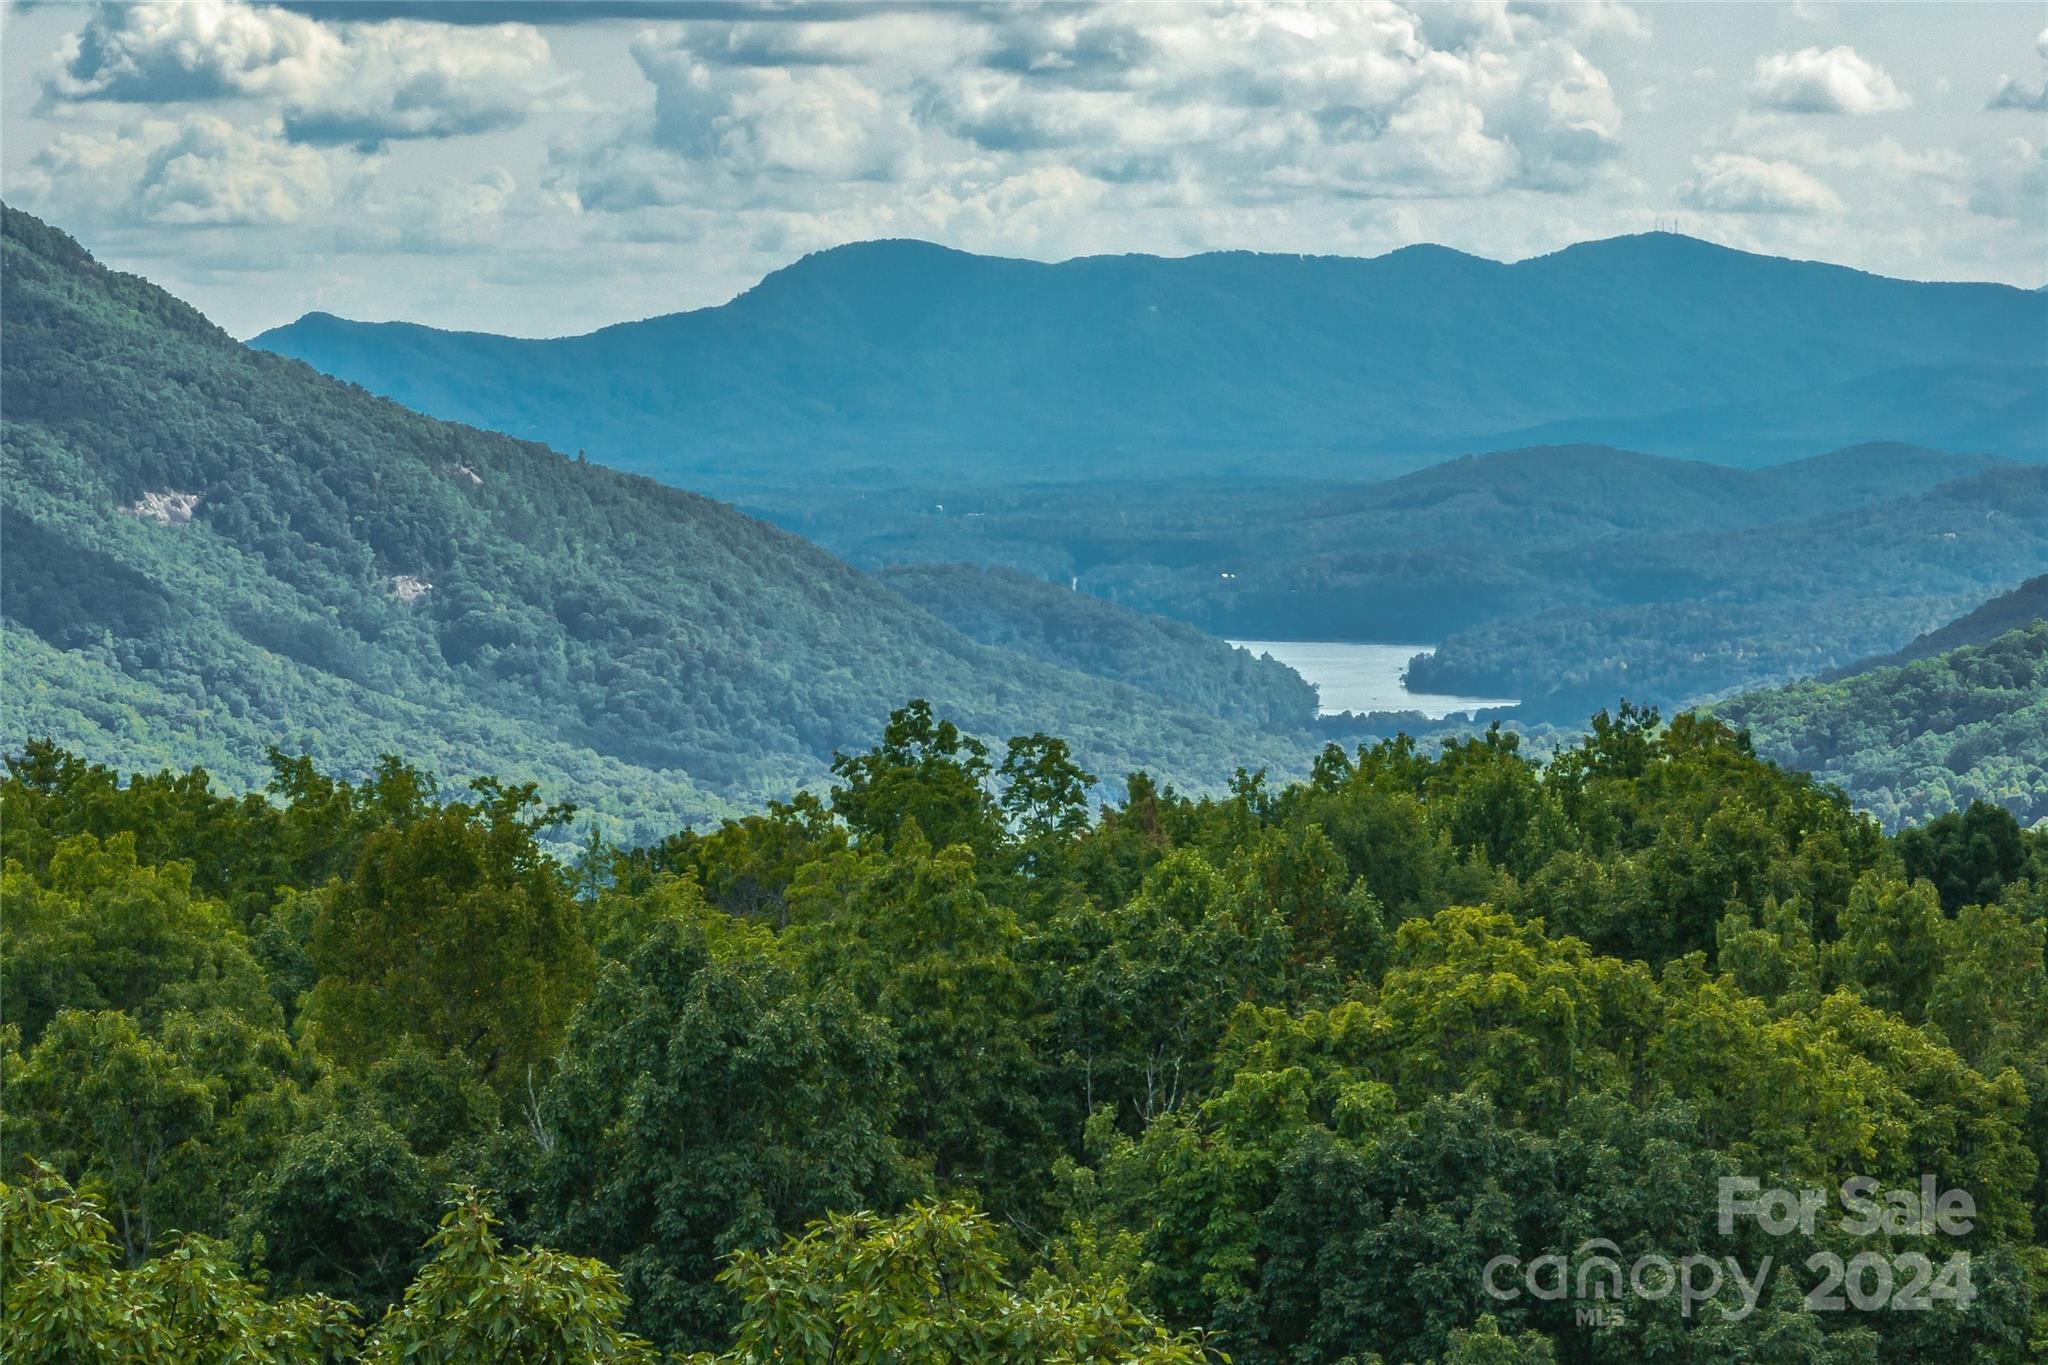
3 1 2043 338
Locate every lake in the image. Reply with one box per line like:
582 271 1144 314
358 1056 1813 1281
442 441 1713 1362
1230 640 1519 720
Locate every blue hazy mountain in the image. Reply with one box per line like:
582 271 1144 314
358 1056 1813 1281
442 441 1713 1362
250 233 2048 491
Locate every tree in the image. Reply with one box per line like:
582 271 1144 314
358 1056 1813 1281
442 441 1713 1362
787 824 1051 1206
5 1011 215 1265
688 1201 1213 1365
0 1164 360 1364
1001 732 1098 843
248 1111 439 1306
530 906 920 1351
1823 872 1944 1021
361 1192 657 1365
1 831 277 1045
304 780 591 1091
1898 800 2028 913
829 701 1003 855
1045 848 1294 1131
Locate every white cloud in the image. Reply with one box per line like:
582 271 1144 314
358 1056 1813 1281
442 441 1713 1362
1751 46 1910 114
1681 152 1842 214
556 2 1637 221
630 35 921 181
43 0 563 144
18 116 344 226
3 0 2036 333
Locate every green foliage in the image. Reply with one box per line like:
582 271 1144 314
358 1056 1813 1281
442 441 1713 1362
303 778 592 1090
1722 625 2048 829
688 1201 1215 1365
1 1164 360 1364
827 698 1003 855
5 693 2048 1362
749 445 2048 731
529 903 920 1350
1 830 277 1045
360 1193 657 1364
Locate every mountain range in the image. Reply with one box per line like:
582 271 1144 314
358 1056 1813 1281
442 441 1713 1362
250 234 2048 491
11 201 2048 834
0 207 1311 840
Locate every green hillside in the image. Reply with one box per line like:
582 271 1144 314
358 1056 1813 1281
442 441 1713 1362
0 207 1307 839
1409 465 2048 715
1719 622 2048 829
1832 574 2048 675
877 562 1317 728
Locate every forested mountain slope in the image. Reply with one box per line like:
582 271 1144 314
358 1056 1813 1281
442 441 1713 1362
1408 463 2048 715
756 442 2008 630
1832 574 2048 676
1720 622 2048 828
0 207 1308 838
877 562 1317 728
251 234 2048 489
753 443 2044 715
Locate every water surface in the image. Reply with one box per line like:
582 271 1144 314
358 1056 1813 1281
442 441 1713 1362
1231 640 1519 719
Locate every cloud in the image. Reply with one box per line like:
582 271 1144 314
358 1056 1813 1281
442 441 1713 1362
1750 46 1910 114
1969 138 2046 225
1986 25 2048 111
1680 152 1841 214
273 2 724 21
556 2 1638 221
630 32 923 180
1988 78 2048 112
17 115 344 226
42 0 563 144
338 168 520 252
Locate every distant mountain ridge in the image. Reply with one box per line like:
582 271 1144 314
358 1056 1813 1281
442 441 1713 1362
0 206 1311 839
251 233 2048 491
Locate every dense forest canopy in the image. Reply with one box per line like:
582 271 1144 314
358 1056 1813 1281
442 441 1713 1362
5 696 2047 1360
0 205 1317 842
251 234 2048 489
1720 623 2048 830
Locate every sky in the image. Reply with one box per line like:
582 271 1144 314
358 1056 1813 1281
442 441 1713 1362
2 1 2043 339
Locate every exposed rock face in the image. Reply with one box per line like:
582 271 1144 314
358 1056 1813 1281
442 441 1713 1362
456 465 483 487
122 490 200 525
387 574 431 605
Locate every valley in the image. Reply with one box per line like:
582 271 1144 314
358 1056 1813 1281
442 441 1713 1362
10 199 2044 835
0 208 1322 843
